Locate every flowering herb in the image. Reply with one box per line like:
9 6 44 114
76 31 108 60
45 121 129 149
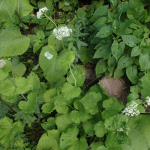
53 26 72 40
0 59 6 68
64 1 70 6
44 52 53 60
37 7 48 19
122 101 140 116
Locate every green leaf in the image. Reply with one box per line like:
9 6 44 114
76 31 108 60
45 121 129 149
39 46 75 84
0 117 24 146
70 110 92 124
126 65 138 84
128 116 150 150
139 53 150 70
0 27 30 57
17 0 33 17
111 41 125 60
77 40 88 50
18 92 37 113
96 59 108 77
43 88 57 102
67 65 85 87
48 33 61 52
33 42 42 53
62 83 81 100
117 54 133 69
37 30 45 39
94 43 111 58
94 121 107 137
42 102 54 114
37 130 60 150
0 60 11 80
95 25 112 38
80 92 102 115
0 0 17 23
83 121 94 136
121 35 137 47
41 117 55 131
102 97 124 119
91 142 105 150
55 114 72 132
131 46 141 57
54 95 70 114
93 17 107 28
114 68 125 79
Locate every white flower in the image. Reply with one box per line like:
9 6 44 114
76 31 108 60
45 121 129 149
53 26 72 40
0 59 6 68
146 96 150 106
122 101 140 117
64 1 70 6
37 7 48 19
44 52 53 60
117 128 124 132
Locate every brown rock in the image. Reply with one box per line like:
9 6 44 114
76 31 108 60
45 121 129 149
100 76 128 101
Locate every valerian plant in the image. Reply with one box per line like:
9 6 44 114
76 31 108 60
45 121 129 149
0 0 150 150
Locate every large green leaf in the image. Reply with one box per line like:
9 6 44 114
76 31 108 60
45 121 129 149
121 35 137 47
0 27 30 57
0 117 24 147
80 92 102 115
0 0 17 23
39 46 75 84
17 0 33 17
139 53 150 70
18 92 37 113
126 65 138 84
37 130 60 150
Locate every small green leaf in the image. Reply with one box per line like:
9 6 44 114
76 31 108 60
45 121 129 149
94 121 107 137
18 92 37 113
43 88 57 102
62 83 81 100
42 103 54 114
114 68 125 79
95 25 112 38
37 30 45 39
41 117 55 131
83 121 94 136
126 65 138 84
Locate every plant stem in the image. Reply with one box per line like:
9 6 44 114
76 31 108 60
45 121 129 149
45 14 57 28
69 64 76 87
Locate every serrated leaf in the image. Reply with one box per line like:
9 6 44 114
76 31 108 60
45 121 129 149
37 130 60 150
131 46 141 57
43 88 57 102
42 103 54 114
94 121 107 137
18 92 37 113
39 46 75 84
126 65 138 84
117 54 133 69
139 53 150 70
41 117 55 131
80 92 102 115
83 121 94 136
62 83 81 100
0 27 30 57
70 110 92 124
55 114 72 132
95 25 112 38
121 35 137 47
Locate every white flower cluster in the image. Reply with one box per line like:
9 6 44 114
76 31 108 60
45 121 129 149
37 7 48 19
145 96 150 106
53 26 72 40
122 101 140 116
117 128 124 132
0 59 6 68
44 52 53 60
64 1 70 6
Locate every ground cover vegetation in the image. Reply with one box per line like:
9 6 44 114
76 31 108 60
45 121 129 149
0 0 150 149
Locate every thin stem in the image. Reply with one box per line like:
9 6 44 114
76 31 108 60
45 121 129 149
45 14 57 28
69 64 76 87
21 94 27 101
